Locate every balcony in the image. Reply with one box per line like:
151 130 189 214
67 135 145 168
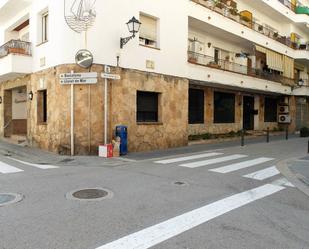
0 40 32 82
188 51 295 89
191 0 309 51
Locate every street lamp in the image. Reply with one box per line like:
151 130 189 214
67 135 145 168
28 91 33 101
120 16 141 49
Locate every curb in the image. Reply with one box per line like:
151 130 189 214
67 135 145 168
276 157 309 197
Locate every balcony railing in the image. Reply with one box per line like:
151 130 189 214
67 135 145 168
191 0 305 50
188 51 295 86
278 0 297 12
0 40 31 59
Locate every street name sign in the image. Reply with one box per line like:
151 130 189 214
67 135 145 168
60 72 98 85
60 78 97 85
60 72 98 79
101 73 121 80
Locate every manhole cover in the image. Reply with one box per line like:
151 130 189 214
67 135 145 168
66 188 113 201
173 181 189 186
0 193 23 207
59 158 75 163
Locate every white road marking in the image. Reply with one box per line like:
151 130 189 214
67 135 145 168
7 157 59 169
271 178 295 188
209 157 274 174
179 154 247 168
0 161 23 174
95 184 285 249
154 152 224 164
243 166 280 180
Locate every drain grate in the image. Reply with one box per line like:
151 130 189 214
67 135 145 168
59 158 75 163
66 188 113 201
0 193 23 207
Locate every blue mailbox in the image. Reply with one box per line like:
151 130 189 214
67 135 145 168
116 125 128 155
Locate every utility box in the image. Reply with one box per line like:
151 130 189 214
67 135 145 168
116 125 128 155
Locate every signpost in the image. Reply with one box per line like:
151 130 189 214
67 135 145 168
101 68 121 145
59 70 121 155
60 71 98 156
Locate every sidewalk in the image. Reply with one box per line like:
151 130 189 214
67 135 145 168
277 156 309 197
0 139 125 167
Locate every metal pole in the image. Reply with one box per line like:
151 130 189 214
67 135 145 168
104 66 108 145
241 129 245 147
308 140 309 154
286 126 289 140
70 79 74 156
266 127 269 143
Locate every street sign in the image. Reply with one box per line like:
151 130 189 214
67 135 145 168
60 78 98 85
60 72 98 79
101 73 121 80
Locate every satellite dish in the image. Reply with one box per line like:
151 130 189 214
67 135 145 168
64 0 97 33
75 49 93 68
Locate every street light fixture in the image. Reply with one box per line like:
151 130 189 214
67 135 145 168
120 16 141 49
28 91 33 101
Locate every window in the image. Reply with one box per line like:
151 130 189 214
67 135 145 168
214 92 235 123
264 97 278 122
137 91 159 122
41 12 48 43
139 13 158 48
37 90 47 124
189 89 204 124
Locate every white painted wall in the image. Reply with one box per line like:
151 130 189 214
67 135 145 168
1 0 309 93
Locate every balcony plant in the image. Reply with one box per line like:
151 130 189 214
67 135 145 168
258 24 263 32
229 8 239 21
214 1 224 14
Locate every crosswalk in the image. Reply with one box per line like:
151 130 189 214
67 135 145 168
0 157 59 175
154 152 294 188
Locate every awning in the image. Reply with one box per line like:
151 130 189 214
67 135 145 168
283 55 294 79
256 45 283 72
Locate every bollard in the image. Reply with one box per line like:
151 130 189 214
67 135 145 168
308 140 309 154
286 127 289 140
241 129 245 147
266 127 270 143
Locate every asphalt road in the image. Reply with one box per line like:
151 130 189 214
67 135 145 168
1 138 309 249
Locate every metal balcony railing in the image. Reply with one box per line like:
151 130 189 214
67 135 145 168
188 51 295 86
278 0 297 12
190 0 307 50
0 40 31 59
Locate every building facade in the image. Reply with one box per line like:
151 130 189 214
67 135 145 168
0 0 309 155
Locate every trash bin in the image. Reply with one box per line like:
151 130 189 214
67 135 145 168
116 125 128 155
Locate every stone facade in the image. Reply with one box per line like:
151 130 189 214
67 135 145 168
0 64 189 154
188 85 294 136
0 64 299 155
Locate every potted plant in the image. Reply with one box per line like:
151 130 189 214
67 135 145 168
258 25 263 32
214 1 224 14
229 8 239 21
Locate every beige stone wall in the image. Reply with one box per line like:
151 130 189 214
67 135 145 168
110 68 189 152
0 64 188 154
189 87 242 135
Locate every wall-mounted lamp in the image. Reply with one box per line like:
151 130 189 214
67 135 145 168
0 96 2 104
120 16 142 49
28 91 33 101
207 42 212 48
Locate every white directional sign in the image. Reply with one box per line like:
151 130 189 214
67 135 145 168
60 72 98 85
60 78 97 85
101 73 121 80
60 72 98 79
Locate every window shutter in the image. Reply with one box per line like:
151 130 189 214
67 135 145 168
140 14 157 41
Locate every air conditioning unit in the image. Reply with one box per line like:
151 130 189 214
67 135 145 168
278 114 291 124
279 96 289 105
278 105 289 114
